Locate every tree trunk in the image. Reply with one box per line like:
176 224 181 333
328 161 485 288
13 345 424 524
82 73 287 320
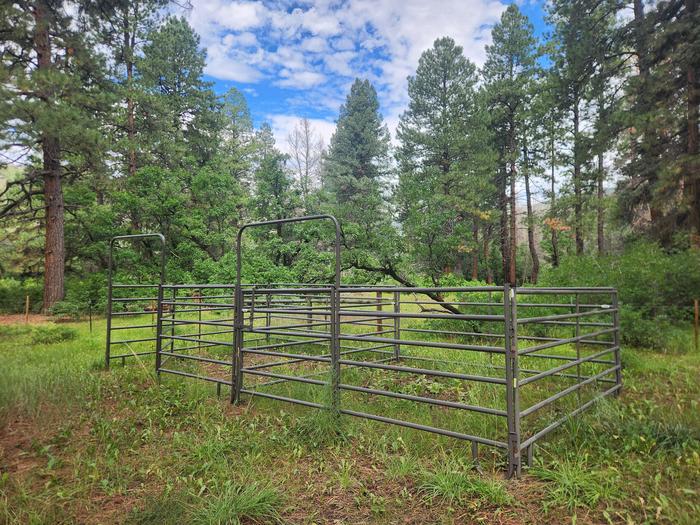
687 0 700 247
125 9 137 178
508 152 518 285
523 144 539 283
471 221 479 281
483 223 494 284
573 94 584 255
597 151 605 255
42 143 65 310
550 129 559 267
499 166 510 284
34 1 65 310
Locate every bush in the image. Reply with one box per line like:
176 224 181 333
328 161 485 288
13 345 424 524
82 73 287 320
619 307 667 350
0 278 43 314
30 325 78 345
48 301 83 320
539 242 700 322
538 242 700 350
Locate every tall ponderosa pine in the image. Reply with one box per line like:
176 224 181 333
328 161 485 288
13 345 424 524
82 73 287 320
323 79 389 208
483 4 538 283
87 0 167 178
619 0 700 246
138 17 221 168
397 37 491 283
0 0 109 309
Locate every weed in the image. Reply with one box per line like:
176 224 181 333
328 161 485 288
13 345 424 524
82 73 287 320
384 454 419 480
189 481 283 525
419 459 513 506
30 325 78 344
530 455 621 511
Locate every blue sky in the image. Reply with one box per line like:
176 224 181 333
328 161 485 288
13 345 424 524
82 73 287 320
185 0 549 151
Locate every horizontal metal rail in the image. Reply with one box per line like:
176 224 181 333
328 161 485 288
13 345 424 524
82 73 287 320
520 365 621 417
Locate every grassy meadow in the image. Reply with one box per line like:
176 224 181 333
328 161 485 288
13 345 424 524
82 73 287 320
0 315 698 524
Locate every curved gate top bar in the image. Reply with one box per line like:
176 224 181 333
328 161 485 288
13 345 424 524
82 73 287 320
106 233 167 370
232 215 342 406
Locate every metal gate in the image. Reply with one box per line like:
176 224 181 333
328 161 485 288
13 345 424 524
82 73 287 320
106 217 622 477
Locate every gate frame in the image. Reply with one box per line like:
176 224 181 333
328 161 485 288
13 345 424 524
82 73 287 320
105 233 166 370
231 215 342 408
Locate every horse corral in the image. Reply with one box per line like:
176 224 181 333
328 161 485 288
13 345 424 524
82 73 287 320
105 216 621 478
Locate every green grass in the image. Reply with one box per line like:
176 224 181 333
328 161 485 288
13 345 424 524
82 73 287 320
0 315 698 524
189 482 283 525
419 459 513 506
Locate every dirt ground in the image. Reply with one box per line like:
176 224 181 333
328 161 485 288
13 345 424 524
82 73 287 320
0 314 49 325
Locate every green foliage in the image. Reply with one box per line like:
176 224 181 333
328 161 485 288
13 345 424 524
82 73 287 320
323 79 389 203
530 456 621 511
419 459 512 506
0 278 43 314
189 482 283 525
540 242 700 347
30 325 78 345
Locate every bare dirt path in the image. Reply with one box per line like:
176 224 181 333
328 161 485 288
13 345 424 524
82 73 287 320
0 314 49 325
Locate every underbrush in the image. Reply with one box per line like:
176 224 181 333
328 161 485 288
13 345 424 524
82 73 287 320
0 317 698 524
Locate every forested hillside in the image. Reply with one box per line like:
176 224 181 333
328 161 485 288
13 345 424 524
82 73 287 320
1 1 699 346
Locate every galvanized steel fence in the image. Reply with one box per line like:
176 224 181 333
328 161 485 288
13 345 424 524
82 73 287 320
105 218 621 477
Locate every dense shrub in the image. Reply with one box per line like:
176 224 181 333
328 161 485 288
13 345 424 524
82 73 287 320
539 242 700 349
0 278 43 314
30 325 78 344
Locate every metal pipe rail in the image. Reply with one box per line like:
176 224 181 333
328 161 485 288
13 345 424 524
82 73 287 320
106 228 622 479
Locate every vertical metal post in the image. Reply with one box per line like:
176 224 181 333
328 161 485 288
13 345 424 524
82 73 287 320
376 291 383 333
169 287 176 354
232 283 243 404
307 292 313 332
105 241 115 370
612 290 622 395
197 289 202 353
331 286 340 412
393 290 400 361
575 293 582 402
154 236 166 379
250 287 256 329
504 284 521 478
265 292 271 343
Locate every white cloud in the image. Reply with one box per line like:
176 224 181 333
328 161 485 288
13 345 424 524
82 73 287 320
266 114 336 156
187 0 507 133
276 69 327 89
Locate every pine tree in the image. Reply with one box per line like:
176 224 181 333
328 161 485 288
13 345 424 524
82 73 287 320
137 17 222 168
397 37 492 283
323 79 389 208
0 0 111 309
619 0 700 246
483 5 538 282
86 0 167 178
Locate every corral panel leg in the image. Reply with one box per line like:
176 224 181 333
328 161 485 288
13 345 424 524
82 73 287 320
504 284 521 478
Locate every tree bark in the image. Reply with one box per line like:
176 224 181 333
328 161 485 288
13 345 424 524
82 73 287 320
483 223 494 284
124 5 137 177
550 128 559 267
523 144 539 283
509 135 517 285
471 221 479 281
687 0 700 246
573 94 584 255
34 1 65 310
499 166 510 284
597 151 605 255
